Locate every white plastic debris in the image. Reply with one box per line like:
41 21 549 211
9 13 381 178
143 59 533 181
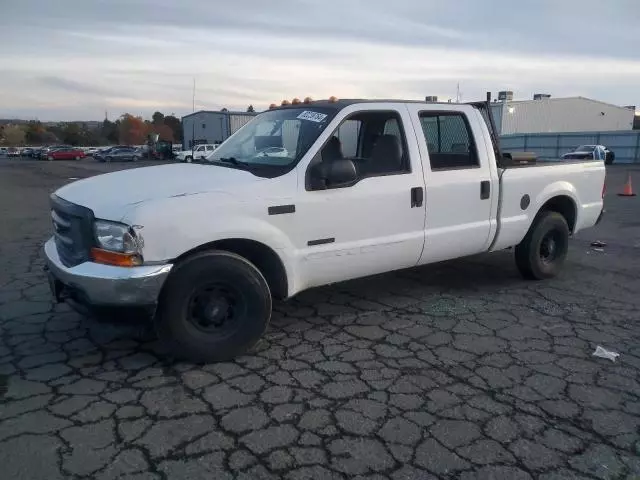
592 346 620 362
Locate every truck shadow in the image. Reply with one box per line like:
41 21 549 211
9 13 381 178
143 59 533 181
278 250 524 310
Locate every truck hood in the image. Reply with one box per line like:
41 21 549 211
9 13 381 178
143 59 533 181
55 163 267 220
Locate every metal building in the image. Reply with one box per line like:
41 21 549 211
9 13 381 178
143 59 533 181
181 110 258 149
490 96 634 135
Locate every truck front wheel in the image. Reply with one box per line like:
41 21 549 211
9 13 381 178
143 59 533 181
515 211 569 280
156 250 272 362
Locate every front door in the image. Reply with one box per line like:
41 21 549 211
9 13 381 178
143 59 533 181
405 104 496 264
294 105 427 290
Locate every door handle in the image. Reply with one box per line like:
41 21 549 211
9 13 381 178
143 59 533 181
411 187 424 208
480 181 490 200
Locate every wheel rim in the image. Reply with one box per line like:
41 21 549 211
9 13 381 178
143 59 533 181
186 283 244 336
539 230 562 264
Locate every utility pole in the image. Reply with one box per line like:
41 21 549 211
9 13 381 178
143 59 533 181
456 82 462 103
192 77 196 113
191 77 196 154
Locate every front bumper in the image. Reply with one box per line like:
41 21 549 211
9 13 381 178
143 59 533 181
44 237 172 307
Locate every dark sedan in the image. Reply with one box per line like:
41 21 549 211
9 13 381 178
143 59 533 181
98 147 142 162
561 144 614 164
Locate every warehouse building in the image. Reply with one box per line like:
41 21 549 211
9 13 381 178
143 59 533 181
181 110 258 149
490 94 635 135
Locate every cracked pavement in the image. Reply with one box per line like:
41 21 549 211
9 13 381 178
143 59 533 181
1 159 639 479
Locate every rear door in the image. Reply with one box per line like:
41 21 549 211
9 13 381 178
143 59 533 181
406 104 498 264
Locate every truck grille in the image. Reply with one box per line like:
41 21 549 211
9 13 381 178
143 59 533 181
50 195 94 267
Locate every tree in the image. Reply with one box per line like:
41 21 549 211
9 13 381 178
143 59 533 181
220 108 229 112
151 124 174 142
101 119 118 144
152 111 165 125
163 115 182 142
25 121 48 145
61 123 85 146
247 105 255 112
118 114 149 145
1 125 26 146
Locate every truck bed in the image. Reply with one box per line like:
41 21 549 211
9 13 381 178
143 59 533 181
491 159 605 251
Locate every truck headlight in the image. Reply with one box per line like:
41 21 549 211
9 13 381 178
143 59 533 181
92 220 143 266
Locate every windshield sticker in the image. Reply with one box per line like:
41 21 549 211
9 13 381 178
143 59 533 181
297 111 328 123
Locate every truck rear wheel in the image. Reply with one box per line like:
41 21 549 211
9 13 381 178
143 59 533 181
156 250 272 362
515 211 569 280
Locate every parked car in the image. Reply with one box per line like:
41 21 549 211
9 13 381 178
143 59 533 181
44 98 606 362
6 147 21 157
561 144 614 164
84 147 99 156
46 148 86 161
21 147 35 157
99 147 141 162
38 145 73 160
94 145 131 162
175 144 217 162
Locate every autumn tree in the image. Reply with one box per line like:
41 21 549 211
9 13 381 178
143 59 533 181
1 125 26 146
118 114 149 145
151 124 174 142
25 121 48 145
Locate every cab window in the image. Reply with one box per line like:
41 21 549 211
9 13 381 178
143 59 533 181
320 110 410 178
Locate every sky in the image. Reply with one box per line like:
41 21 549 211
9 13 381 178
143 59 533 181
1 0 639 121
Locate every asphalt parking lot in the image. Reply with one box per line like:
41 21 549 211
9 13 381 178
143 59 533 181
1 157 639 480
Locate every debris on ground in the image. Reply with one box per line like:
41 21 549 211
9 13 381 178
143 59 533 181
592 345 620 362
590 241 607 248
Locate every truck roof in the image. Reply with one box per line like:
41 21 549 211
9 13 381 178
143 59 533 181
270 99 473 111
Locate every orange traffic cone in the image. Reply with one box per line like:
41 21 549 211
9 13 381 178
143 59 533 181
618 173 636 197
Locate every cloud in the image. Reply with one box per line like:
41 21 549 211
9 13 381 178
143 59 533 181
0 0 638 120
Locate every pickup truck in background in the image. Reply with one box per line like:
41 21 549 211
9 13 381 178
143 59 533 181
44 96 606 362
175 143 217 163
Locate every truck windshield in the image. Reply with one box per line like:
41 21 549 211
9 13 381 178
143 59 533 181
207 107 336 171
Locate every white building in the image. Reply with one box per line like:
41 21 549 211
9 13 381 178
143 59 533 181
490 96 635 135
181 110 258 149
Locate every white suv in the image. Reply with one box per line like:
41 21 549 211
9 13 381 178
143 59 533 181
175 144 216 162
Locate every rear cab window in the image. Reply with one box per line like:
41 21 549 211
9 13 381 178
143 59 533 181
419 112 479 170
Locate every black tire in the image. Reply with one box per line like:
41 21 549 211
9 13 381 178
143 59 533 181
156 250 272 362
106 156 112 163
74 156 80 160
185 156 193 163
515 211 570 280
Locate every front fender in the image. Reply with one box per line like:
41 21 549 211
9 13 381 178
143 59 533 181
124 192 300 296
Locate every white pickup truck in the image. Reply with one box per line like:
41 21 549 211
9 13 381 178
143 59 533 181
175 143 217 162
44 97 605 362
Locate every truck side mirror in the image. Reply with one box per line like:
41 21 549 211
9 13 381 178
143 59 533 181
307 158 358 190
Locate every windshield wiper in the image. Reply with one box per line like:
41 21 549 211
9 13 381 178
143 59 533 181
215 157 251 168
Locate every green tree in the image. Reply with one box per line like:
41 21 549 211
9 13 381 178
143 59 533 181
102 119 118 144
61 123 85 146
163 115 182 142
247 105 255 112
152 111 165 125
